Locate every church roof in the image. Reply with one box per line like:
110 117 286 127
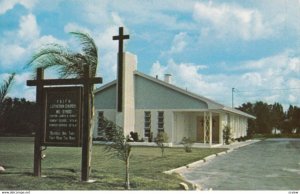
94 71 256 119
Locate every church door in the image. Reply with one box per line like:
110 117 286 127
212 115 220 143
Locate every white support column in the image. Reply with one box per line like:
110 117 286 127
170 112 174 144
203 112 206 144
209 112 212 146
204 112 210 144
219 113 223 145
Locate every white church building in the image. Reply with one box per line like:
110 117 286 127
93 52 255 146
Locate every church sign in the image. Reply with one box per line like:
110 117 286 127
27 65 102 181
43 87 82 147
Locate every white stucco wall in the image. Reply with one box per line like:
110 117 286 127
219 113 227 144
135 109 174 142
173 112 202 143
228 114 248 139
173 112 187 143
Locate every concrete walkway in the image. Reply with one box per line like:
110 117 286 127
164 139 261 190
177 139 300 190
219 139 261 149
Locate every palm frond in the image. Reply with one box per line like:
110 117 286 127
27 44 83 78
0 73 15 104
70 31 98 77
102 118 131 162
26 31 98 79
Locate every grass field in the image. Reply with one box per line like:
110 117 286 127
0 137 227 190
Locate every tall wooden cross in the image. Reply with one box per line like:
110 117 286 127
113 27 130 112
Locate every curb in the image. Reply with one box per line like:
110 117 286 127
163 153 218 174
226 149 234 153
216 151 226 156
186 160 205 168
203 154 217 162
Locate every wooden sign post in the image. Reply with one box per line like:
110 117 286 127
27 65 102 181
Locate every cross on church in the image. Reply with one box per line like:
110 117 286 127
113 27 130 112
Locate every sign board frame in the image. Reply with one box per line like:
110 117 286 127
42 86 82 147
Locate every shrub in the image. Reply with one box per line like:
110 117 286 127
223 125 232 145
180 137 194 153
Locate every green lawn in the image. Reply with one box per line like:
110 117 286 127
0 137 227 190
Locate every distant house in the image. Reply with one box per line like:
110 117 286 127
93 52 255 146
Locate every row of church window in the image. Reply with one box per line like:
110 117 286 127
144 111 164 138
97 111 165 139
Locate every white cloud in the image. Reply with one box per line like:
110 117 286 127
161 32 191 58
234 51 300 107
0 0 37 14
58 12 126 83
74 12 128 83
111 12 124 27
64 23 91 34
29 35 67 50
240 51 300 77
241 72 263 86
13 72 31 84
0 11 67 70
0 34 66 70
0 44 26 68
150 50 300 108
288 95 297 103
193 2 273 40
1 71 35 101
82 0 195 30
19 0 37 9
169 32 187 54
150 61 167 79
93 26 120 82
288 58 300 73
83 1 111 25
149 59 224 102
0 0 17 14
18 13 40 42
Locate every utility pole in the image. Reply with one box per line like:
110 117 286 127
232 87 235 108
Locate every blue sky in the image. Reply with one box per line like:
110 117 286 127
0 0 300 109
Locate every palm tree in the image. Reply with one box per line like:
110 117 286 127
26 30 99 124
26 30 99 127
0 73 15 117
103 118 132 190
27 31 99 180
26 31 98 78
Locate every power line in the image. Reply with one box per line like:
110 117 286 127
235 87 300 93
231 87 300 106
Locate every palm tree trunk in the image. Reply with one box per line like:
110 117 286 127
125 156 130 190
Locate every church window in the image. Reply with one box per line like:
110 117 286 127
144 111 151 137
158 111 164 132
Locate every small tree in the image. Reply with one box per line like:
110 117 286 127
181 137 194 153
223 125 232 145
103 119 132 190
155 131 168 157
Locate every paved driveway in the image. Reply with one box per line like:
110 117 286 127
181 138 300 190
